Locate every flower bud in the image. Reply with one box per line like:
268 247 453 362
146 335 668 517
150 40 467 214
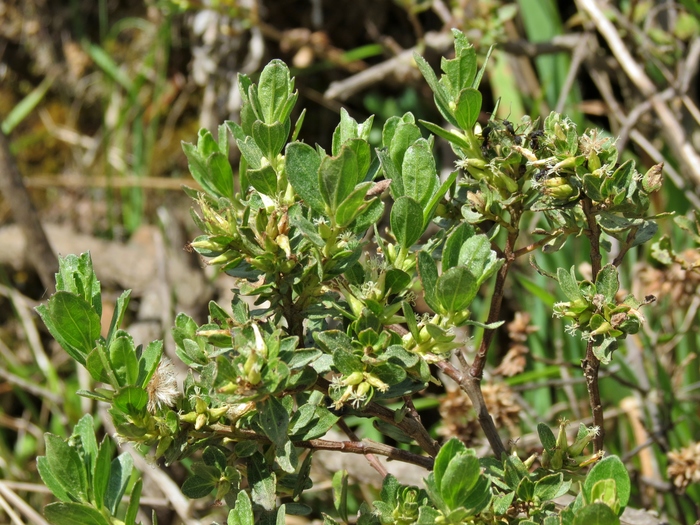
642 163 664 193
276 234 292 259
587 151 602 171
355 381 372 398
363 373 389 392
195 413 208 430
343 371 365 386
568 425 599 457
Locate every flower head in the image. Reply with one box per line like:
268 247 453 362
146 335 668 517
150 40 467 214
146 358 180 413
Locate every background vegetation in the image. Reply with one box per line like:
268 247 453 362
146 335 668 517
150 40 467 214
1 0 699 523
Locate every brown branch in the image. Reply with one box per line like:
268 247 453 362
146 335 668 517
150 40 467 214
315 377 440 457
470 228 518 379
210 425 434 470
513 229 573 258
581 197 605 452
437 359 507 458
0 132 58 294
577 0 700 186
337 418 388 477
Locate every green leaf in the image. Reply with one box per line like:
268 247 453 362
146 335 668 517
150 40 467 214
352 198 385 235
182 475 216 498
275 438 298 474
453 88 482 130
418 120 471 150
237 136 264 169
391 196 424 249
492 491 515 515
537 423 557 452
440 52 476 97
1 74 53 134
315 330 354 354
44 433 88 502
93 436 113 510
534 473 568 501
109 336 139 387
86 343 115 385
258 396 290 448
112 386 148 415
387 121 422 185
253 120 288 160
44 502 111 525
385 269 411 296
457 234 492 277
37 292 101 366
319 142 362 215
55 253 102 316
583 456 630 514
630 220 657 248
37 456 72 502
344 137 371 182
124 478 142 525
106 290 130 348
332 349 363 376
572 503 620 525
228 490 255 525
413 52 458 128
258 59 292 123
74 415 98 482
436 266 478 314
248 165 279 197
557 266 583 302
336 182 373 227
595 265 619 304
332 470 349 523
423 170 458 228
104 452 133 515
332 108 373 155
182 141 218 198
433 438 468 490
443 223 475 272
286 142 325 215
207 151 235 199
417 251 441 313
401 139 439 208
441 453 480 509
248 452 277 511
137 340 163 388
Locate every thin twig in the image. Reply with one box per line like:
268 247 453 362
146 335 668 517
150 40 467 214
470 228 519 378
0 489 25 525
100 408 200 525
629 129 700 210
577 0 700 186
337 419 388 477
210 425 434 470
554 34 590 114
315 377 440 457
0 132 58 294
581 197 605 452
0 482 49 525
24 174 201 191
436 360 507 458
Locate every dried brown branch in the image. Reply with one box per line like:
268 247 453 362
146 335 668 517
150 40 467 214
211 425 434 470
315 377 440 457
436 359 507 458
0 132 58 294
577 0 700 186
581 197 604 452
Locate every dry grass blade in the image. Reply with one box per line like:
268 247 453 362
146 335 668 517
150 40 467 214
0 482 49 525
577 0 700 186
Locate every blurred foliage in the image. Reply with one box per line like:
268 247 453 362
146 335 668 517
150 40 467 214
0 0 700 524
